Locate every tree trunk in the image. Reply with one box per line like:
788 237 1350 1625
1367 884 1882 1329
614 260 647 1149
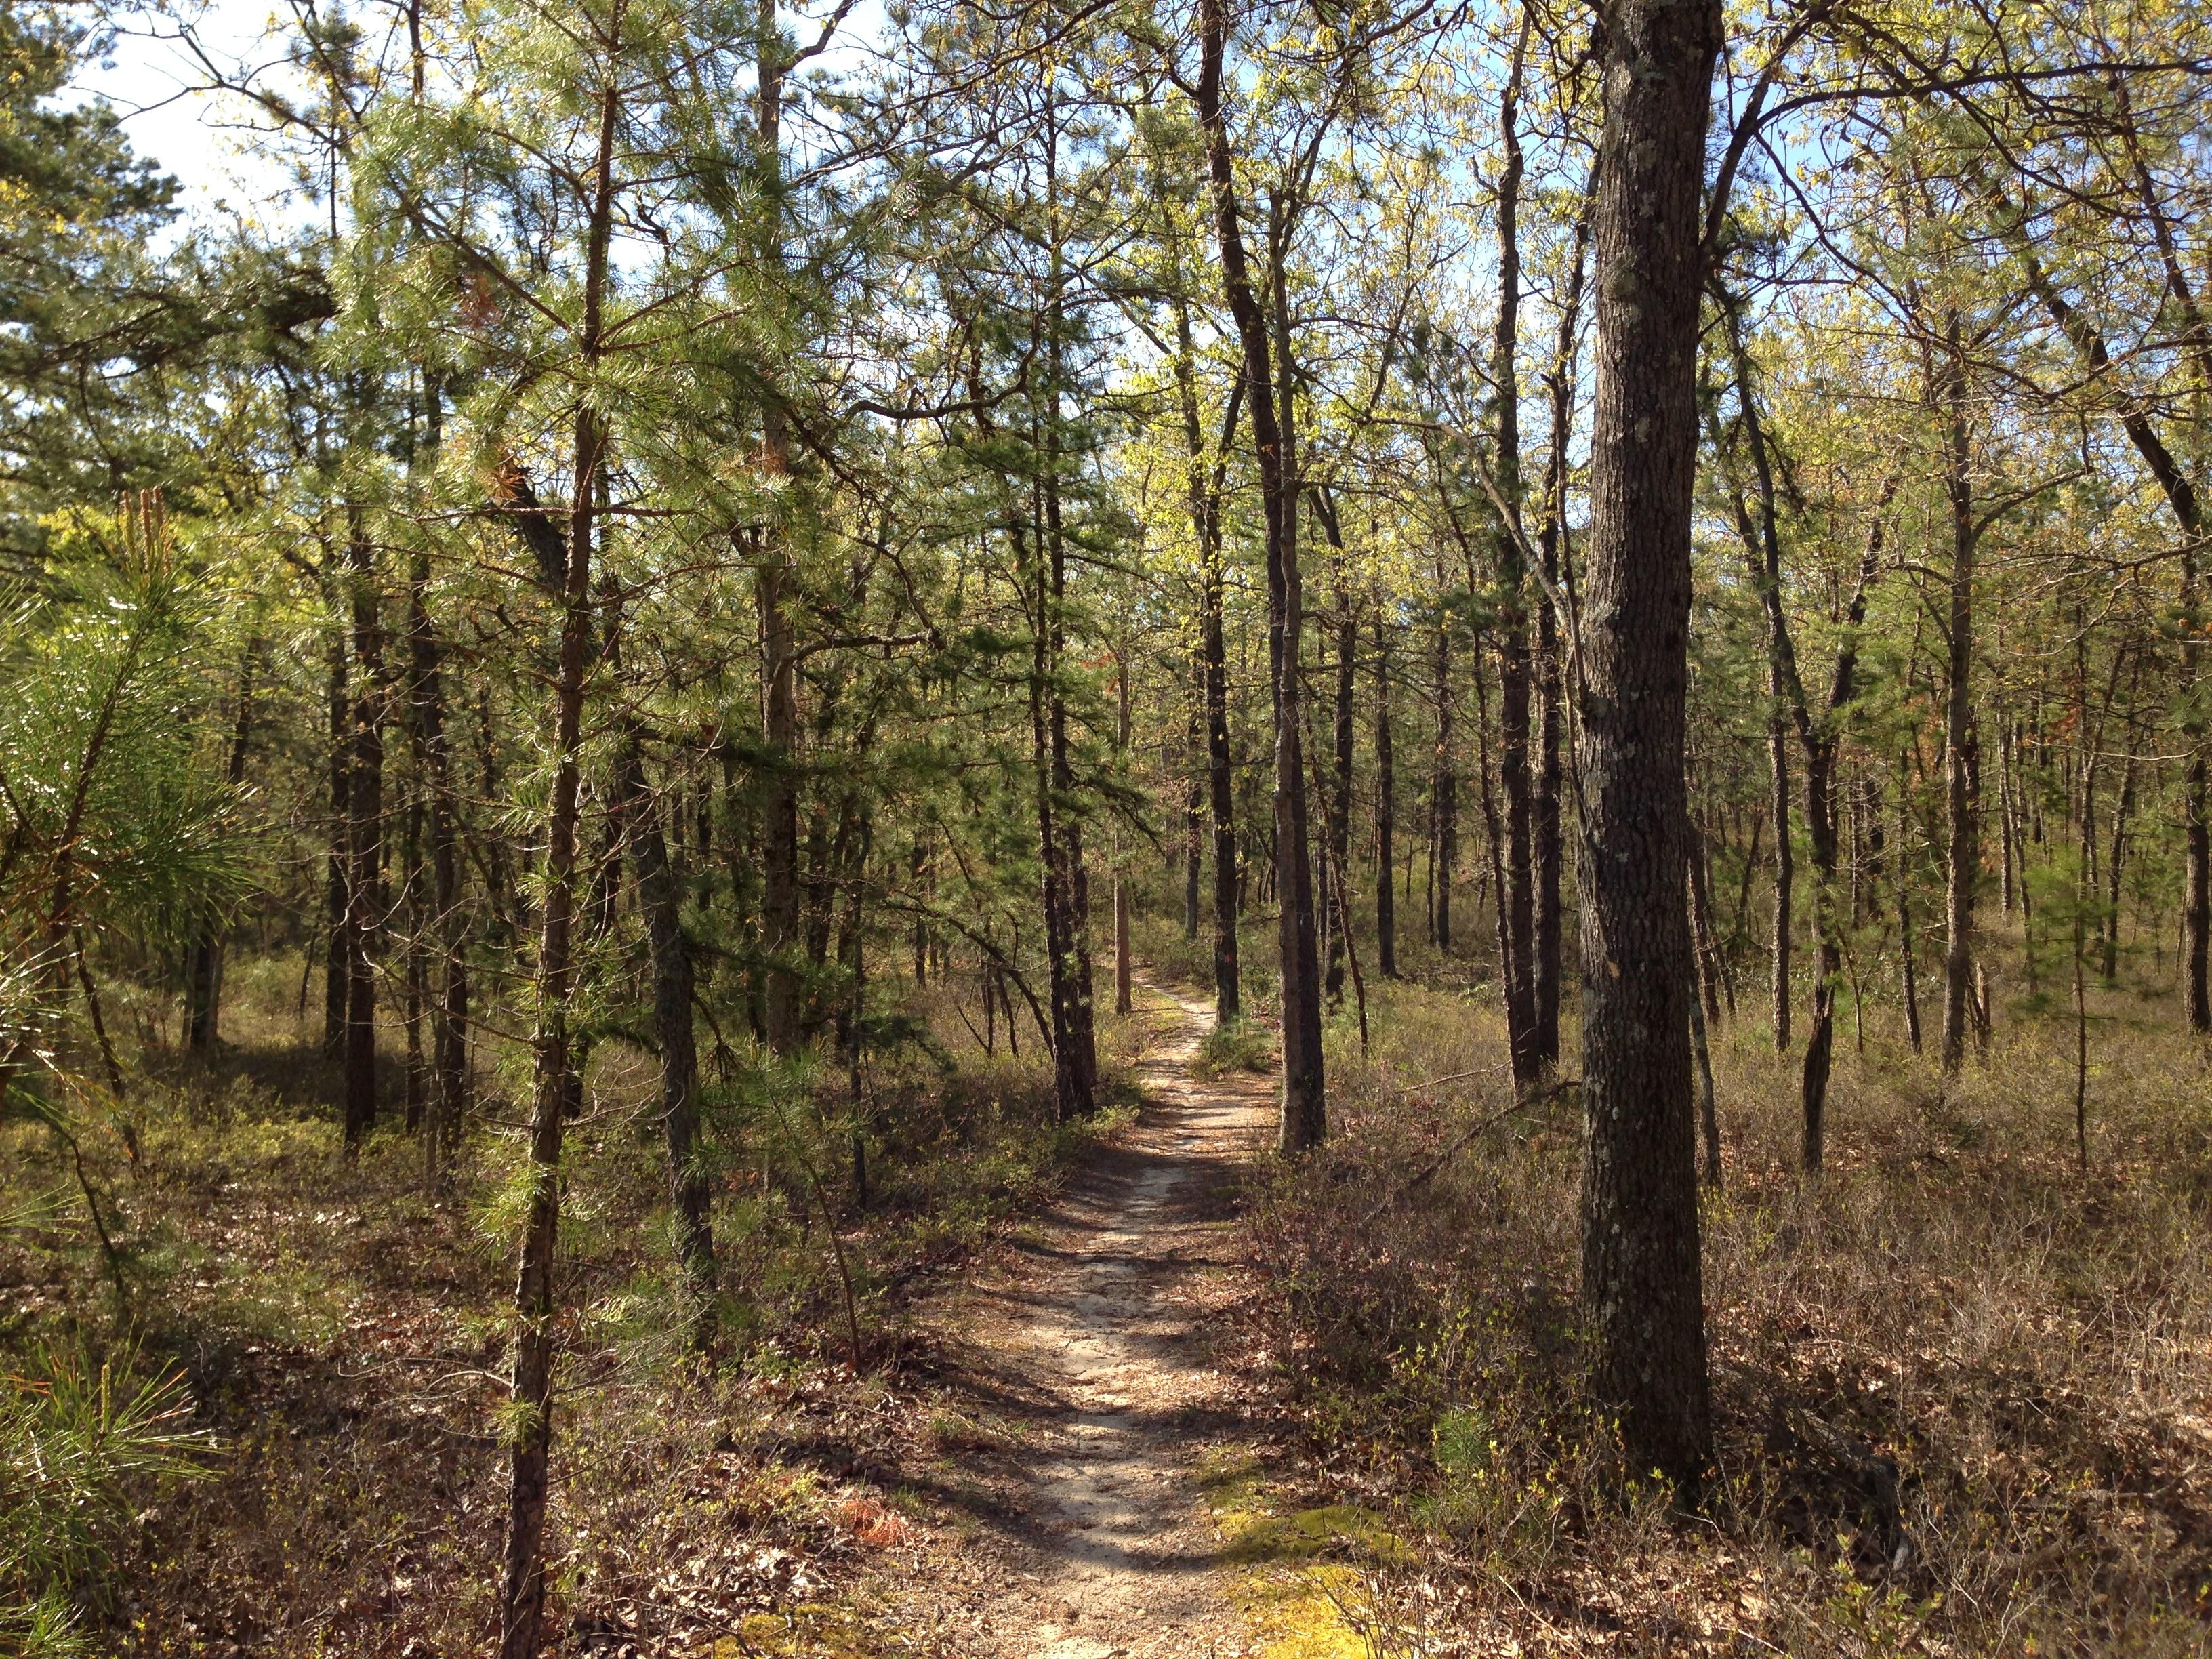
185 644 255 1050
1898 770 1923 1052
1938 331 1980 1073
1373 606 1397 978
324 626 350 1058
1574 0 1719 1494
1312 490 1357 1006
1686 816 1723 1025
1768 718 1792 1049
1175 289 1244 1024
498 70 618 1659
342 504 386 1150
1183 698 1204 941
617 739 716 1348
1430 613 1456 951
1492 12 1540 1091
1197 0 1323 1149
1115 655 1133 1016
1532 177 1593 1069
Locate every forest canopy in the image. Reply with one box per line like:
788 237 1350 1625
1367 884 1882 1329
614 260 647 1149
4 0 2212 1653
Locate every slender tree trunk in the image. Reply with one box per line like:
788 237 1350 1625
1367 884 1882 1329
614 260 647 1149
1373 607 1397 978
1175 290 1244 1023
1689 862 1721 1191
753 7 802 1055
1686 816 1723 1025
1183 698 1204 941
1115 655 1133 1016
1898 771 1923 1053
1938 332 1980 1072
402 796 426 1134
1198 0 1323 1149
1574 0 1719 1493
186 645 255 1050
617 739 716 1347
324 626 350 1058
498 66 619 1659
1532 180 1593 1070
342 504 386 1150
1431 615 1456 951
1492 13 1540 1091
2103 670 2139 982
1768 716 1792 1050
1040 184 1100 1117
1310 491 1357 1006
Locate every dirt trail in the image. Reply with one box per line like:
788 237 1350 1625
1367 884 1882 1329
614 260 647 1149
893 978 1274 1658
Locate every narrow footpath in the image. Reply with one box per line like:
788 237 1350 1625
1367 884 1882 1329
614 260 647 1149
882 978 1276 1658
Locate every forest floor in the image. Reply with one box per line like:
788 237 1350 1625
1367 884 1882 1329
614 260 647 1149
865 977 1279 1658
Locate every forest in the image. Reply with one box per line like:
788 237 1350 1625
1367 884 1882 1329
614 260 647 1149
3 0 2211 1652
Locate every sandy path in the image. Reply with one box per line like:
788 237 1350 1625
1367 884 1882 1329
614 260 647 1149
893 978 1274 1658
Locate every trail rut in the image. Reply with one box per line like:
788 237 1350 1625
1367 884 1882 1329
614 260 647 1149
891 979 1274 1658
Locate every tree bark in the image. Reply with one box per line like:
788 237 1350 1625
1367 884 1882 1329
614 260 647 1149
1197 0 1323 1149
1938 329 1980 1073
1574 0 1719 1494
1373 605 1397 978
1430 610 1456 951
753 4 802 1055
324 625 350 1058
1174 289 1244 1023
1532 176 1593 1069
342 503 386 1150
1491 10 1540 1091
1115 653 1133 1017
1312 489 1356 1006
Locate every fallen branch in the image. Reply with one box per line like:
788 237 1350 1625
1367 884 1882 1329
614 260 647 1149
1357 1078 1578 1230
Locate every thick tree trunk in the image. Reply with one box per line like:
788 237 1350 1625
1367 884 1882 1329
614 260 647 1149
1574 0 1719 1494
1198 0 1323 1149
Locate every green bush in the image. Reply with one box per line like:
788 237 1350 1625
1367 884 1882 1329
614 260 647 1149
1 1347 213 1656
1193 1017 1275 1080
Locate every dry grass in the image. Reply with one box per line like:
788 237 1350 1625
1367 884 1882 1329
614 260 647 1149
1 950 1143 1656
1243 970 2212 1656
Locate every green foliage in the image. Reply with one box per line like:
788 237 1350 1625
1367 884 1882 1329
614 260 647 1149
0 1346 213 1654
1195 1017 1276 1080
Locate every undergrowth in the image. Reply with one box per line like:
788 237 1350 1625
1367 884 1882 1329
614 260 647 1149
1244 966 2212 1656
0 949 1138 1655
